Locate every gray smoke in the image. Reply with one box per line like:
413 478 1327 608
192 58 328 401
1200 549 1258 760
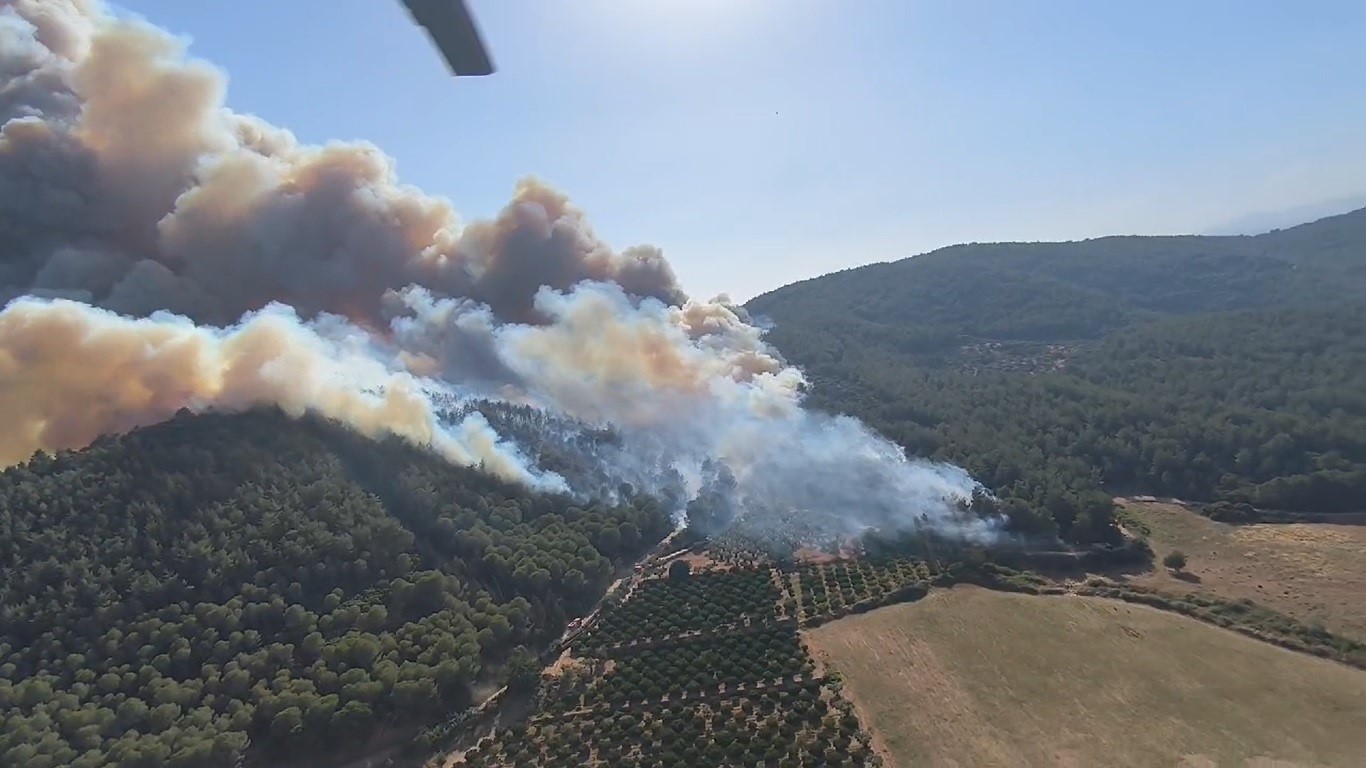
0 0 683 324
0 0 1002 543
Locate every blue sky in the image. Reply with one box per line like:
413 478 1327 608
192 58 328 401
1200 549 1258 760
112 0 1366 301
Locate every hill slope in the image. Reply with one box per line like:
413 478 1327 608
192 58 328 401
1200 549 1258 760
749 206 1366 352
746 208 1366 542
0 409 672 768
807 587 1366 768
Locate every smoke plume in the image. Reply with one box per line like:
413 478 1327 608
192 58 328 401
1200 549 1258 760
0 0 999 542
0 296 552 486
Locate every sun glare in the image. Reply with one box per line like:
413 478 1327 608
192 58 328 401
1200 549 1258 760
597 0 765 39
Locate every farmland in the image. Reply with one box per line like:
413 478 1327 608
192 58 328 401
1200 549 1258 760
1117 498 1366 638
445 562 884 767
577 567 782 652
432 525 1365 767
792 558 940 624
808 587 1366 768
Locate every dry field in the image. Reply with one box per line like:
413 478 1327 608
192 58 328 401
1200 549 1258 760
1117 499 1366 638
806 587 1366 768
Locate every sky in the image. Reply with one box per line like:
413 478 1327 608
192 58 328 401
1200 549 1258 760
108 0 1366 302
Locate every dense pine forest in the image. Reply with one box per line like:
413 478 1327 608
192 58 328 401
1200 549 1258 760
747 207 1366 543
0 410 673 768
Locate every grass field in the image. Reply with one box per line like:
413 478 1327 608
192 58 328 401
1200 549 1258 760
806 587 1366 768
1118 499 1366 639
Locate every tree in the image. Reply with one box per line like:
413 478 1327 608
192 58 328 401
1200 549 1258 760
392 679 439 714
684 461 738 536
1163 550 1188 571
668 560 692 583
269 706 304 744
505 647 541 693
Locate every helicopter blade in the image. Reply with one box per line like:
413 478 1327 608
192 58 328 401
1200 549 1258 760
401 0 495 77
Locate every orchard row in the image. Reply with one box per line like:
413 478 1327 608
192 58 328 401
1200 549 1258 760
542 626 813 716
578 568 781 652
795 559 943 623
461 678 875 768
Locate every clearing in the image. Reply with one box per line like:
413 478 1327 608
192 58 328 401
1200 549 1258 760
807 586 1366 768
1117 498 1366 638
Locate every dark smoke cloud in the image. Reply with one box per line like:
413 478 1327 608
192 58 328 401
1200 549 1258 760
0 0 1000 544
0 1 683 326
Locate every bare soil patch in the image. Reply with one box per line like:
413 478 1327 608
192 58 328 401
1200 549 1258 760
675 551 728 571
794 547 841 565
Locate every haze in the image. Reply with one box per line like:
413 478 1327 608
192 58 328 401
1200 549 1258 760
111 0 1366 301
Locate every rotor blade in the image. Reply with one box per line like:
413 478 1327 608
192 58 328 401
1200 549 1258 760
401 0 496 77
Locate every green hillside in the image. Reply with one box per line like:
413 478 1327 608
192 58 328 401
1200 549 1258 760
747 208 1366 542
0 410 672 768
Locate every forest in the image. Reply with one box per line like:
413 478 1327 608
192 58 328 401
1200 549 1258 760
747 207 1366 543
0 409 673 768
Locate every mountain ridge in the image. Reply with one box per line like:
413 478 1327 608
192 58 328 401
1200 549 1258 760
743 204 1365 543
1203 194 1366 235
748 205 1366 340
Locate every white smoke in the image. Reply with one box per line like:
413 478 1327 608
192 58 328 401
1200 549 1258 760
0 0 1000 542
0 296 557 488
